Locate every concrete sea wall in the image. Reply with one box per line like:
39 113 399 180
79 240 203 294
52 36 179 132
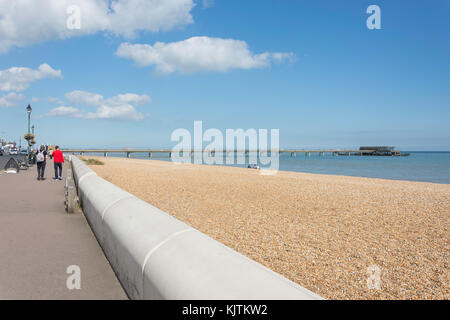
70 156 322 300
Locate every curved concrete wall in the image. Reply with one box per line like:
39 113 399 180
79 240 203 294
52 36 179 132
70 156 322 300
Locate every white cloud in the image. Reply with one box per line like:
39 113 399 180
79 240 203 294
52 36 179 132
0 92 25 107
108 93 152 106
0 0 195 52
116 36 295 75
65 90 151 107
47 106 82 117
84 104 144 121
0 63 62 92
48 91 150 121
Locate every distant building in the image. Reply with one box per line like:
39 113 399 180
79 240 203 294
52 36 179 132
359 146 402 156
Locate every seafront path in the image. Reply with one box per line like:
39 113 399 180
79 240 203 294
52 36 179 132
0 160 127 299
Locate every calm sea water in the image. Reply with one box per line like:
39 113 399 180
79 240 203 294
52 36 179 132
276 152 450 184
87 151 450 184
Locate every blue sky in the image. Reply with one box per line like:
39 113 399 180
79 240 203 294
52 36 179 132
0 0 449 150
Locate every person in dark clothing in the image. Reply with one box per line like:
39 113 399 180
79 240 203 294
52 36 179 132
51 145 65 180
36 145 48 180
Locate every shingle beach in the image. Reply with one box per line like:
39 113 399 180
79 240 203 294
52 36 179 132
86 156 449 300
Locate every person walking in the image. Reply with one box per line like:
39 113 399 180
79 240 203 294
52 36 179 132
51 146 64 180
36 145 48 180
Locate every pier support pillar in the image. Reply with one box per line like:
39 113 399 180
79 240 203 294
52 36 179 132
127 152 131 158
149 152 152 158
104 152 108 157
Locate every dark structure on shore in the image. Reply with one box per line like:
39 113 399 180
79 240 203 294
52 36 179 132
359 146 410 156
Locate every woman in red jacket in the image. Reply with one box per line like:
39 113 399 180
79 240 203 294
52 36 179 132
51 146 64 180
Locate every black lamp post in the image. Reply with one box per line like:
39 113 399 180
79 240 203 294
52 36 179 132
26 105 32 134
26 105 32 155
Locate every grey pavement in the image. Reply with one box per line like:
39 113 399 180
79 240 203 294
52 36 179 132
0 160 127 299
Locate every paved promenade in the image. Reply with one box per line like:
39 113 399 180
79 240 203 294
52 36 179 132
0 160 127 299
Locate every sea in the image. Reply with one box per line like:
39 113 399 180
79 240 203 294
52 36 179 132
81 151 450 184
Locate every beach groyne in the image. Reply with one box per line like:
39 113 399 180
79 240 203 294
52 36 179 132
70 156 322 300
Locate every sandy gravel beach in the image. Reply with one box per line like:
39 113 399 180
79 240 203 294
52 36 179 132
86 156 449 300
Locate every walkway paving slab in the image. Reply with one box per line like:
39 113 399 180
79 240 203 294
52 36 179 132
0 162 127 299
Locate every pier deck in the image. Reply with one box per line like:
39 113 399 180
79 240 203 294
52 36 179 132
0 162 127 299
62 148 380 158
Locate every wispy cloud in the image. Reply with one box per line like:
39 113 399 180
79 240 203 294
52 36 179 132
65 91 151 107
48 91 151 121
0 92 25 107
201 0 215 9
32 96 65 104
47 106 83 117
